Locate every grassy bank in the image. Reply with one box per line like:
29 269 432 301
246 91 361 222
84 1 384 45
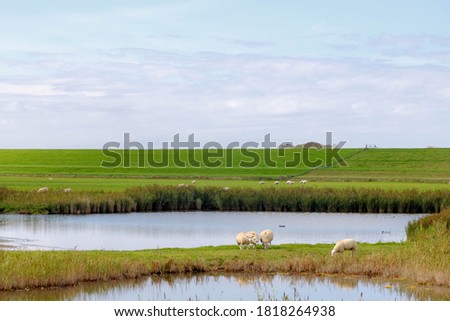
1 185 448 214
0 210 448 291
0 148 449 182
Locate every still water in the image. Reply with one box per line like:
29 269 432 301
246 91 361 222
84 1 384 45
1 273 447 301
0 212 426 250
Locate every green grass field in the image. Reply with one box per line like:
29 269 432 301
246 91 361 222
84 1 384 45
0 148 449 191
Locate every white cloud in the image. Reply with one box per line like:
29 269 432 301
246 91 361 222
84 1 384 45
1 48 449 148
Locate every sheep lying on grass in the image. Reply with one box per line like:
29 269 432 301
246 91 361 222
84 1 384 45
236 231 259 250
37 187 48 193
331 239 357 257
259 229 274 249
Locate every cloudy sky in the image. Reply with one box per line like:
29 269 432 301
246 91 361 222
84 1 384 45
1 0 449 148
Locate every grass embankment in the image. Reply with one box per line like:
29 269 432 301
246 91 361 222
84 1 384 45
1 185 448 214
0 149 449 192
0 210 449 291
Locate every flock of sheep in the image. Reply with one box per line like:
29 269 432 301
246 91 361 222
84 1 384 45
37 187 72 193
260 180 308 185
236 229 274 250
236 229 357 257
176 179 308 191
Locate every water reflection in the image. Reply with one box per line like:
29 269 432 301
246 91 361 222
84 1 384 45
0 274 447 301
0 212 427 250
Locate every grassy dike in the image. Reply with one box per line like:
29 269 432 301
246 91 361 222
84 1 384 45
0 210 449 291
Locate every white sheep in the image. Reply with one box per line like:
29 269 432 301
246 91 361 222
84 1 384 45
286 180 294 185
259 229 274 249
192 180 196 184
37 187 49 193
246 230 257 238
299 180 308 184
63 188 72 193
331 239 358 257
178 183 187 187
258 181 265 185
223 187 230 191
274 181 280 185
236 232 259 250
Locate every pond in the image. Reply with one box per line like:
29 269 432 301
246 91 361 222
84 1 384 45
0 212 426 250
1 273 447 301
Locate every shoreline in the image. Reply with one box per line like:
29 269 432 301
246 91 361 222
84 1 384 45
0 239 448 291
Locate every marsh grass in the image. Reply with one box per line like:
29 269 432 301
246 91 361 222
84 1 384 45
0 189 136 214
1 185 448 214
0 251 148 290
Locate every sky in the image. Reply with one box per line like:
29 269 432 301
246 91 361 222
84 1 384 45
1 0 449 148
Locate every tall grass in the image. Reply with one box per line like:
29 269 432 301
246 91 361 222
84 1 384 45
0 251 148 290
0 185 448 214
127 185 449 213
0 189 135 214
402 208 450 285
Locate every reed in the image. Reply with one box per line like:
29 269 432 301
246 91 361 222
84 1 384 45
0 189 136 214
0 251 148 290
128 185 449 213
1 185 448 214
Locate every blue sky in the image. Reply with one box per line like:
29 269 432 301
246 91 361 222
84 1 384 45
1 0 449 148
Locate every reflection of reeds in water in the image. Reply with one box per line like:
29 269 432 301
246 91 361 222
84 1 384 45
327 276 358 290
0 277 148 301
1 273 448 301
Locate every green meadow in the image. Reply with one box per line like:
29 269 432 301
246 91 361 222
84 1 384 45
0 148 449 191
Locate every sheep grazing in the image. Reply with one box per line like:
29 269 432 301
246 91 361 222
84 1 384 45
259 229 274 249
37 187 49 193
246 230 257 238
299 180 308 184
236 231 259 250
286 180 294 185
274 181 280 185
63 188 72 193
178 183 187 188
223 187 230 191
191 180 196 184
258 181 265 185
331 239 358 257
